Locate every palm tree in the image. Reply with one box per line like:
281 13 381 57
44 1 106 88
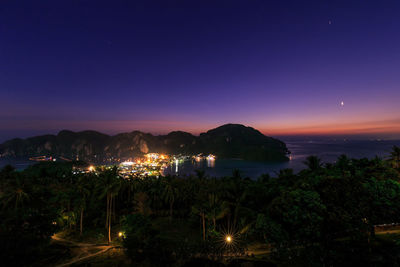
303 155 322 171
336 154 351 175
133 191 152 216
0 165 15 189
1 174 29 210
202 178 227 230
389 145 400 169
205 191 230 230
97 166 121 244
76 174 91 236
222 172 248 228
147 178 163 215
192 178 209 241
162 176 178 222
192 204 207 241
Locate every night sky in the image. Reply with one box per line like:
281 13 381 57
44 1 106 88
1 0 400 141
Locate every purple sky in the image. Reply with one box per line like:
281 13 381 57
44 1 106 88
1 0 400 141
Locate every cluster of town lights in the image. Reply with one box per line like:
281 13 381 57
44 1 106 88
80 153 217 177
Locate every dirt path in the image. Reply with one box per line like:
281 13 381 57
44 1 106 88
51 234 114 267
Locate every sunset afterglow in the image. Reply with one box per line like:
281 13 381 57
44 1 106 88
1 1 400 141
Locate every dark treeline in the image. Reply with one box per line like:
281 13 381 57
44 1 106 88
1 146 400 266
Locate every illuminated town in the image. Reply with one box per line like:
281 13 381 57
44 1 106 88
3 1 400 266
119 153 216 178
72 153 216 178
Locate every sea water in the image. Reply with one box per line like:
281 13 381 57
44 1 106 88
163 140 400 178
1 140 399 178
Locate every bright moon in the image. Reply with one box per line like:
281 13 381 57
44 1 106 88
340 101 344 106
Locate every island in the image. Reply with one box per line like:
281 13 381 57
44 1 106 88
0 124 289 162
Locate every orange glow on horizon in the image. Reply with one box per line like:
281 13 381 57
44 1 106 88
5 117 400 139
259 120 400 136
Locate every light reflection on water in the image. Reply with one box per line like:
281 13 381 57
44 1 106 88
163 140 400 178
1 140 399 179
164 158 292 178
207 159 215 168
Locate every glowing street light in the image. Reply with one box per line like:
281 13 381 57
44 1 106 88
225 235 232 244
88 165 95 172
118 231 124 238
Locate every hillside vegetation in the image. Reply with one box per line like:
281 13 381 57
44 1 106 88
0 124 289 161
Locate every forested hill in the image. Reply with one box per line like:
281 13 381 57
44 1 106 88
0 124 289 161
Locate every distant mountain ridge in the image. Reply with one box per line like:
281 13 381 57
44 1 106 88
0 124 289 162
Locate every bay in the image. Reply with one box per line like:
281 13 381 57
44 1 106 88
1 140 399 178
164 140 400 178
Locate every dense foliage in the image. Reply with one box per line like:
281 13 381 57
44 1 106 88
1 146 400 266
